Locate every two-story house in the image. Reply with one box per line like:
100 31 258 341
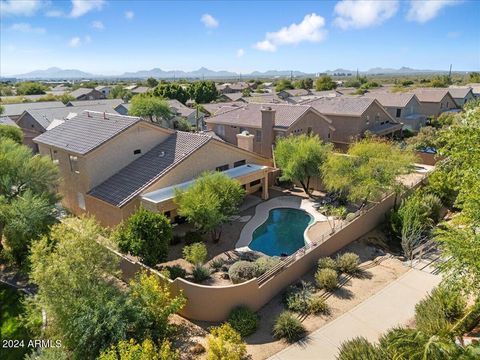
409 88 457 117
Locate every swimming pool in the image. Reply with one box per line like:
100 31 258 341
249 208 313 256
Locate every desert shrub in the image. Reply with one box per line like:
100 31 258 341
255 256 281 274
184 230 204 245
164 265 187 280
345 212 357 222
228 261 259 284
207 323 246 360
209 258 225 272
414 286 466 335
273 312 306 343
336 253 360 275
192 265 211 283
317 257 337 271
337 337 379 360
227 306 259 337
183 242 208 265
284 281 314 314
315 268 338 291
308 295 330 315
422 192 443 223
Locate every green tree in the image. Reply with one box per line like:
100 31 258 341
322 139 416 205
175 171 245 242
405 126 439 151
275 79 294 92
189 80 218 103
207 323 247 360
109 85 133 101
315 76 337 91
274 134 333 195
183 242 208 265
175 117 192 132
469 72 480 83
0 104 4 115
294 78 313 90
128 94 172 123
0 138 59 263
0 124 23 144
98 339 180 360
153 83 189 104
146 77 159 88
16 82 47 95
114 208 172 266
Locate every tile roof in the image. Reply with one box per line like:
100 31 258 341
362 92 417 107
201 102 245 115
66 99 124 107
222 92 244 101
279 89 310 97
447 87 473 99
409 88 451 103
244 93 285 104
0 116 19 127
33 111 143 154
205 103 313 128
88 131 212 206
167 99 196 117
303 96 376 116
132 86 150 94
69 88 96 98
0 101 65 117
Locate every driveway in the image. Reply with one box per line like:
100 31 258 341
269 268 441 360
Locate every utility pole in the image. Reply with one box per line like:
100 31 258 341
448 64 452 81
356 68 359 79
290 70 293 82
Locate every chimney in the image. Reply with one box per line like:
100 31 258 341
236 131 254 152
260 106 275 158
103 112 107 119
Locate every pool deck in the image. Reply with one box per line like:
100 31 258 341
235 195 327 249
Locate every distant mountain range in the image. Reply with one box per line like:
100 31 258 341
7 66 458 80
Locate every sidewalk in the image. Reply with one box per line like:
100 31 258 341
269 268 441 360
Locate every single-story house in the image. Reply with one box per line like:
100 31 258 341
409 88 457 117
131 86 151 95
205 103 335 158
447 87 476 107
217 82 251 94
69 88 106 101
277 88 311 100
95 85 112 97
0 116 19 127
0 101 64 121
66 99 124 108
200 102 245 117
218 92 246 102
362 92 427 131
243 93 286 104
34 111 271 227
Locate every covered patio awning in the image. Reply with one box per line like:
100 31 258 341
369 122 403 136
141 164 269 205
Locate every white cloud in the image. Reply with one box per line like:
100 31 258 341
0 0 42 16
91 20 104 30
407 0 460 23
334 0 399 29
236 48 245 57
201 13 219 28
254 13 327 52
70 0 104 18
68 37 81 48
124 10 134 20
9 22 46 34
45 9 63 17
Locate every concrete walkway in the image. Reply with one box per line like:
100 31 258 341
269 268 441 360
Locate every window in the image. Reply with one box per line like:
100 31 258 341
133 149 142 155
234 159 246 167
307 127 312 134
77 192 85 210
216 124 225 137
216 164 229 172
446 102 449 108
50 149 59 165
396 108 401 118
375 114 380 123
250 179 261 187
69 155 79 173
440 103 444 109
327 132 331 139
255 130 262 142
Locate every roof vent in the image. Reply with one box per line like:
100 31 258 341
159 151 165 157
86 111 91 117
103 112 108 119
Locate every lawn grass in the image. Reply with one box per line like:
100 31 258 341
0 283 30 360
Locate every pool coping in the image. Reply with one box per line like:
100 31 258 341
235 195 327 251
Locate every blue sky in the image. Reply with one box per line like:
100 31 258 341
1 0 479 75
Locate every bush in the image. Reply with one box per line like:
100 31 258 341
170 235 182 245
315 268 338 291
184 230 204 245
336 253 360 275
308 295 330 315
192 265 211 283
0 125 23 144
273 311 306 343
284 281 314 314
345 212 357 222
183 242 208 265
207 323 246 360
317 257 337 271
209 258 225 272
227 306 259 337
255 256 281 274
337 337 379 360
164 265 187 280
114 208 172 266
228 261 259 284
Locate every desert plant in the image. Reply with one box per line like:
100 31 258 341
228 261 259 284
317 257 337 271
345 212 357 222
227 306 259 337
272 311 306 343
183 242 208 265
337 337 379 360
336 253 360 275
164 265 187 280
284 281 315 314
315 268 338 291
209 258 225 272
207 323 246 360
192 265 211 283
255 256 281 274
308 295 330 315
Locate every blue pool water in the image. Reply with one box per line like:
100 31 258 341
249 208 313 256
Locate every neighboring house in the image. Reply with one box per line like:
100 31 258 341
66 99 124 108
69 88 106 101
243 93 286 104
466 83 480 98
167 99 205 127
131 86 150 95
218 92 245 102
277 88 311 100
34 111 271 227
1 115 38 149
447 87 476 107
205 103 334 158
303 97 402 146
217 82 250 94
409 88 457 117
362 92 427 131
0 101 64 121
201 102 245 117
289 90 342 104
95 85 112 97
0 116 19 127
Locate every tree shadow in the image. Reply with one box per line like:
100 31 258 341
332 286 354 300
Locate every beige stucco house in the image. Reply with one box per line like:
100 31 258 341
204 103 335 158
447 87 476 108
409 88 457 117
34 111 271 227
